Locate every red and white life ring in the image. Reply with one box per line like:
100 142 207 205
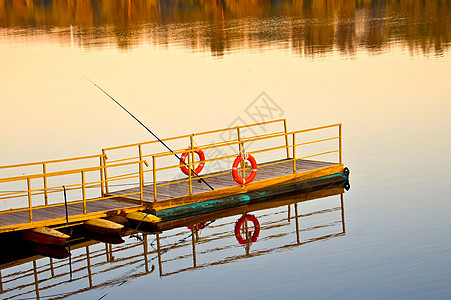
231 153 257 185
234 214 260 245
179 148 206 176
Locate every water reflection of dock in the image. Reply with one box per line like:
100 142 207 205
0 186 346 299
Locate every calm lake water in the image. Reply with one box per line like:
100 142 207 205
1 0 451 299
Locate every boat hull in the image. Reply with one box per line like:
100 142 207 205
20 227 70 246
83 218 124 234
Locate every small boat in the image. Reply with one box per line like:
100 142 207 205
20 227 70 246
126 212 162 226
83 218 124 234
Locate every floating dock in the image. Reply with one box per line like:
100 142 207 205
0 119 348 235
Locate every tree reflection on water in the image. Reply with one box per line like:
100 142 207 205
0 0 449 56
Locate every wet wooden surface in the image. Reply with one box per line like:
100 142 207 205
0 199 137 228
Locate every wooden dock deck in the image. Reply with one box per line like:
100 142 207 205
110 159 341 211
0 119 345 233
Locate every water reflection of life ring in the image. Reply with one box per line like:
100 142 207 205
187 223 207 231
234 214 260 245
179 148 206 176
231 153 257 185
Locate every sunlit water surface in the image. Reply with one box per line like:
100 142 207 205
1 1 451 299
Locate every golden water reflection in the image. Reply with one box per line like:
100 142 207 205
1 0 449 56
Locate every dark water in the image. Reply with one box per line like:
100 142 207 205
1 1 451 299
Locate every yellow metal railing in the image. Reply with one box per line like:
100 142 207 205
0 154 106 206
102 120 342 202
0 159 147 227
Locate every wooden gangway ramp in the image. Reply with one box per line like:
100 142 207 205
0 119 344 233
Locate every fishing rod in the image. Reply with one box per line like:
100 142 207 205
84 76 214 191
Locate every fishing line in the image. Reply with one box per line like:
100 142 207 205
84 76 214 191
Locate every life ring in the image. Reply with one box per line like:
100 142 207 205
231 153 257 185
234 214 260 245
179 148 206 176
187 222 207 231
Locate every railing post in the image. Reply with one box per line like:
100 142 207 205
292 133 296 174
138 145 144 189
27 177 33 223
189 135 194 195
100 155 105 196
82 170 86 214
237 127 245 180
236 127 242 153
188 148 193 196
102 149 109 194
339 124 342 164
42 163 48 206
284 119 290 158
139 161 144 204
152 156 157 202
